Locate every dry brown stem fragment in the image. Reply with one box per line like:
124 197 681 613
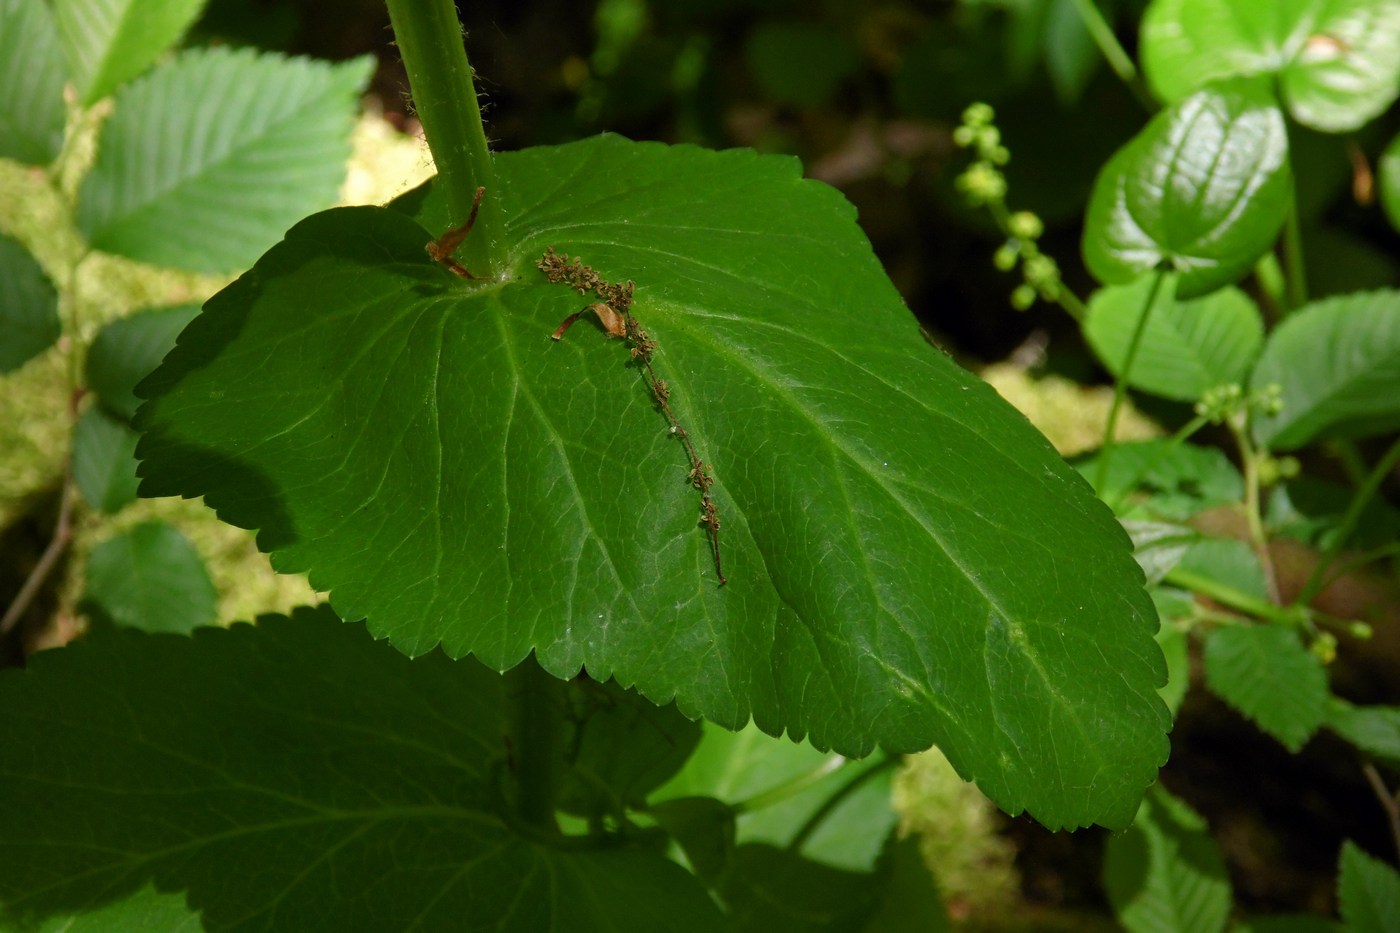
427 186 486 278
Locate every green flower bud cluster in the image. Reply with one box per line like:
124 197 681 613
1194 383 1284 427
953 104 1008 207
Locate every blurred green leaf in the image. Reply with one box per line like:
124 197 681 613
1141 0 1400 132
0 608 725 931
655 721 898 872
1077 439 1244 520
0 234 60 373
139 136 1170 831
72 406 140 514
1103 785 1232 933
1266 478 1400 550
1177 537 1268 602
1125 520 1197 586
649 795 735 884
1083 77 1291 298
1044 0 1109 104
52 0 206 105
86 304 200 420
1250 289 1400 450
1203 624 1327 752
1338 840 1400 933
1234 916 1343 933
1325 697 1400 767
82 521 217 633
1086 274 1264 401
745 21 858 108
0 0 68 165
77 47 372 273
1151 606 1191 718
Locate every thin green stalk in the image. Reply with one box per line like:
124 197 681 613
1095 267 1167 492
1067 0 1156 111
1296 436 1400 605
1229 421 1280 603
1165 566 1299 625
385 0 503 267
733 756 848 814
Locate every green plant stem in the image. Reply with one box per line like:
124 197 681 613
1094 267 1167 492
1296 435 1400 605
385 0 502 267
1067 0 1156 111
1282 199 1308 311
503 657 564 833
733 755 848 814
1165 566 1298 625
1230 421 1280 603
786 755 898 853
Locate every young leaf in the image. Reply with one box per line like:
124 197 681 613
1250 289 1400 450
85 303 200 420
1203 624 1327 752
52 0 206 105
0 234 60 373
1103 785 1232 933
1338 841 1400 933
1140 0 1400 133
1324 697 1400 767
0 0 68 165
76 47 373 274
136 136 1170 831
1176 537 1268 602
0 609 725 932
81 521 217 632
1082 77 1291 298
1085 274 1264 401
72 405 141 514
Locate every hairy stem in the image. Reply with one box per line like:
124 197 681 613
385 0 502 267
1094 267 1167 492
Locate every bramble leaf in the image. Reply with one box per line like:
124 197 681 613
0 0 67 165
1141 0 1400 133
76 47 372 273
0 234 60 373
86 304 201 420
136 135 1168 830
1082 78 1291 298
1203 624 1326 752
1103 786 1232 933
52 0 205 104
0 609 724 932
1250 289 1400 450
72 406 140 514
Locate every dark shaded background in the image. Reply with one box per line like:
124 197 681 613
185 0 1400 924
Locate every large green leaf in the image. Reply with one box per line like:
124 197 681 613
136 136 1169 830
1250 289 1400 450
1140 0 1400 133
52 0 207 105
1103 785 1232 933
0 234 60 373
1202 623 1326 752
0 0 68 165
0 608 725 932
1085 274 1264 401
81 521 217 632
76 47 372 273
1082 78 1291 298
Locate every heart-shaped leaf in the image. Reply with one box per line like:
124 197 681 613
136 135 1168 830
0 608 723 932
1082 77 1291 298
1141 0 1400 133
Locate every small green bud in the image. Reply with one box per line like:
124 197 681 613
953 125 976 148
1023 253 1059 288
962 102 994 127
993 243 1019 271
1008 211 1043 241
1349 621 1374 640
1277 456 1300 479
1311 632 1337 665
1011 284 1037 310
